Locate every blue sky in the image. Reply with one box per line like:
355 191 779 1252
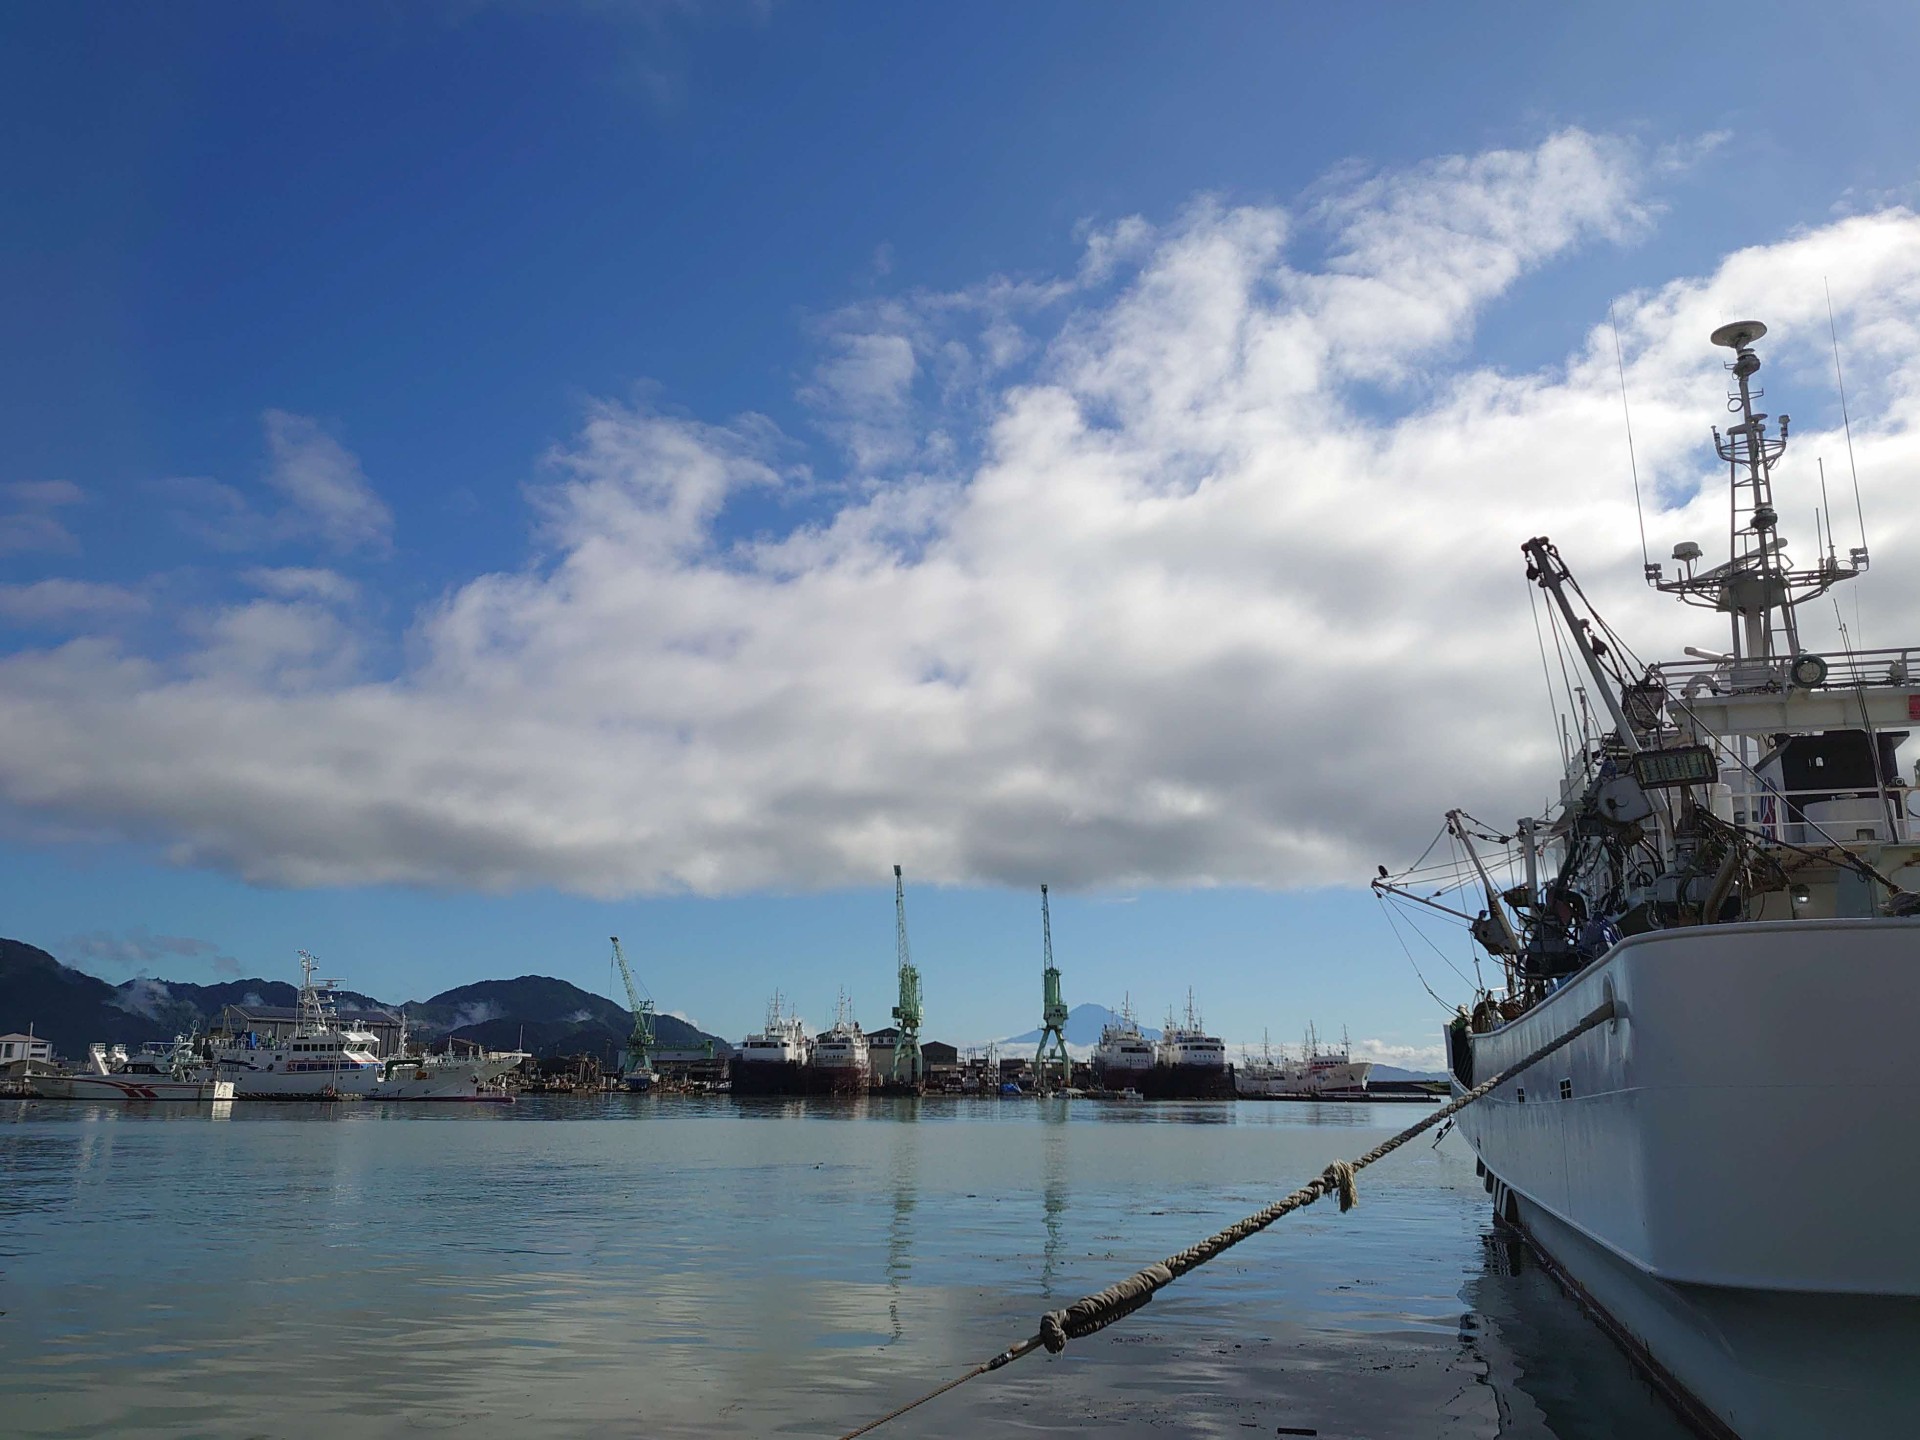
4 3 1920 1064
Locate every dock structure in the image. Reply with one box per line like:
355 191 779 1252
1033 884 1070 1094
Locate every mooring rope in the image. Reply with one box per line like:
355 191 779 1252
833 997 1618 1439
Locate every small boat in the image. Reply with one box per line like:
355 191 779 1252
31 1041 235 1102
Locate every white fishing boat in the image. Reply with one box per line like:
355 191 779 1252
1377 319 1920 1438
1234 1026 1372 1098
378 1025 528 1101
207 952 523 1100
30 1040 235 1102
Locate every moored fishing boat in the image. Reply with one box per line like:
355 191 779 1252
30 1040 235 1102
1377 319 1920 1438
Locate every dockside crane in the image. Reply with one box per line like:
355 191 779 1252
889 865 924 1089
1034 883 1070 1093
610 935 657 1092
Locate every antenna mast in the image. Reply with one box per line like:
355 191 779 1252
1643 321 1862 672
1034 884 1070 1094
889 865 924 1089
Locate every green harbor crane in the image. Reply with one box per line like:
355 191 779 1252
1034 883 1070 1093
890 865 924 1088
610 935 657 1092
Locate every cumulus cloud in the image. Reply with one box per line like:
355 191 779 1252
3 131 1918 897
243 567 360 605
61 926 244 977
0 479 84 555
161 413 391 555
0 579 147 626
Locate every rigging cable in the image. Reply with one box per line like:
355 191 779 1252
1374 892 1457 1011
1611 305 1652 574
1826 278 1868 553
1528 577 1570 770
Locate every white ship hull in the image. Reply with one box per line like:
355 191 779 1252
31 1074 234 1102
210 1059 382 1099
1455 918 1920 1438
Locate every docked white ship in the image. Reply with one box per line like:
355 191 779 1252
30 1040 235 1103
1089 996 1155 1087
808 990 870 1094
1143 991 1232 1099
1234 1027 1372 1097
730 992 812 1097
208 952 523 1100
1377 320 1920 1438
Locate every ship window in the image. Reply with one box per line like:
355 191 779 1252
1559 1078 1573 1101
1516 1086 1526 1104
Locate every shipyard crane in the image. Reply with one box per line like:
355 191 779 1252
609 935 657 1092
889 865 924 1089
1034 884 1071 1093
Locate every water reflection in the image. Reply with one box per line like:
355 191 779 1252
1461 1229 1693 1438
1040 1112 1067 1296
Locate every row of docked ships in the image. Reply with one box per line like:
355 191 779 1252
730 988 1371 1099
1091 995 1373 1099
29 952 526 1103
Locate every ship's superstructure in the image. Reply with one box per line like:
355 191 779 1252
1376 319 1920 1439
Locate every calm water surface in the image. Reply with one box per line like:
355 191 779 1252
0 1096 1690 1438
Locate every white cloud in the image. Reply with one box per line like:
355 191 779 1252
1349 1039 1449 1073
0 479 84 555
0 579 147 625
243 567 360 605
262 410 393 554
3 131 1918 898
160 414 391 555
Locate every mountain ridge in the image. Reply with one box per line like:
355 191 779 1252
0 937 729 1061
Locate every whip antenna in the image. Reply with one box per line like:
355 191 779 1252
1611 306 1653 578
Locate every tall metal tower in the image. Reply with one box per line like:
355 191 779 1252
610 935 656 1089
889 864 924 1088
1034 884 1070 1093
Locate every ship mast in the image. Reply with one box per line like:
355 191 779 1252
1645 320 1863 670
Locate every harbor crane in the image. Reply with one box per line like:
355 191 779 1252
1034 884 1071 1093
609 935 657 1093
890 865 924 1089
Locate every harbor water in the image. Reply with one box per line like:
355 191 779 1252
0 1096 1692 1438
